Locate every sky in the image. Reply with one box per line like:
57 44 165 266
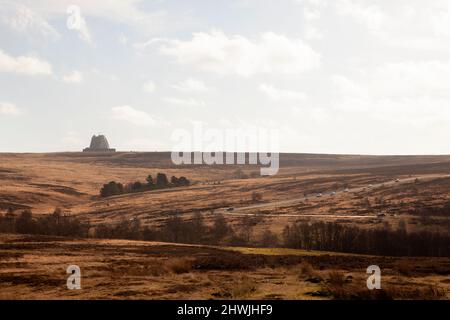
1 0 450 154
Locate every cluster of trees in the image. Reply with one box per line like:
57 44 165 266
0 208 88 237
282 221 450 257
94 213 254 246
3 208 448 257
408 202 450 217
100 173 190 197
0 208 267 247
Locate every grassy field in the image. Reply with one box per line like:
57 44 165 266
0 152 449 299
0 234 448 300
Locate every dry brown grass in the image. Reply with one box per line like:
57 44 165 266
322 270 347 299
298 261 316 278
384 284 447 300
1 152 450 300
327 284 447 300
327 270 346 287
1 152 450 238
231 276 258 299
164 258 194 274
0 234 448 300
395 260 412 276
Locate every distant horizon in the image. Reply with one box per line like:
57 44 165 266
2 149 450 157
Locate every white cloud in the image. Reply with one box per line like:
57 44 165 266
335 0 385 33
331 61 450 126
0 102 22 115
62 70 83 84
303 8 320 21
0 2 59 40
295 0 327 7
172 78 209 92
163 97 206 107
142 80 156 93
0 49 52 75
331 75 367 97
112 105 156 126
334 61 450 99
300 5 324 40
304 26 323 40
370 61 450 97
259 83 307 101
333 0 450 52
431 3 450 38
146 30 320 76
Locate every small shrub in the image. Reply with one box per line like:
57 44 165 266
100 181 124 197
156 173 169 187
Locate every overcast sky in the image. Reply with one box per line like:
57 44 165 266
1 0 450 154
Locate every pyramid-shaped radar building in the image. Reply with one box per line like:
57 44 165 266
83 135 116 152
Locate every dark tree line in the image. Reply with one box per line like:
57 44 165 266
100 173 190 197
0 208 88 237
94 213 243 246
282 221 450 257
3 208 448 257
0 209 249 246
408 202 450 217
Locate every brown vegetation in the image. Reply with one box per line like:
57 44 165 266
0 234 448 300
0 152 449 299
